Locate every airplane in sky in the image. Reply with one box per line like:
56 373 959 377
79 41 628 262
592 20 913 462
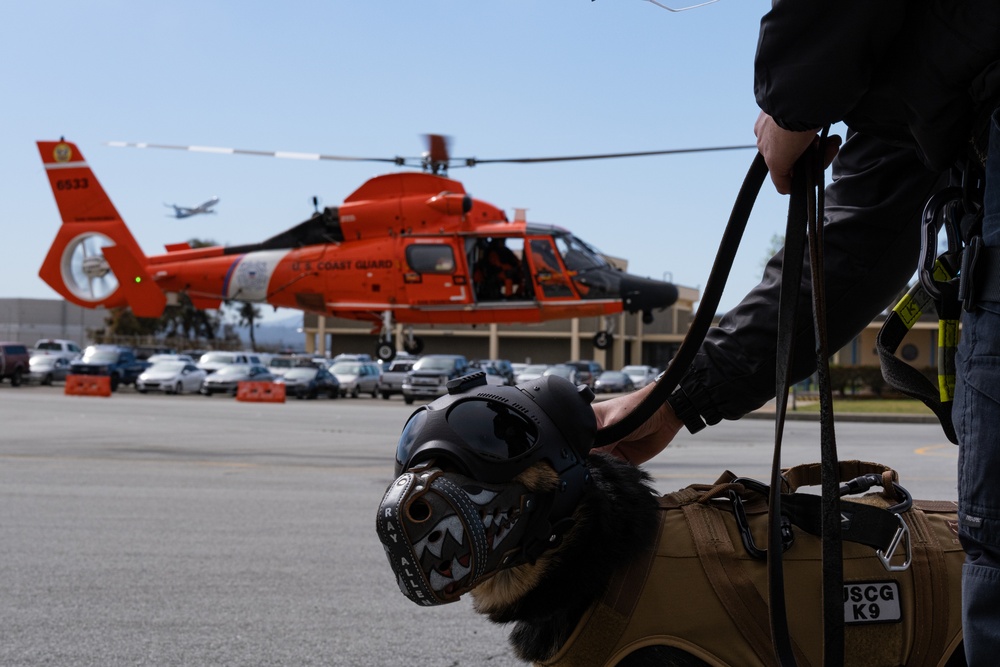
165 196 219 219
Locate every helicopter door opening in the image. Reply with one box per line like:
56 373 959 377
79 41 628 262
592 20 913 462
525 237 576 299
469 237 526 302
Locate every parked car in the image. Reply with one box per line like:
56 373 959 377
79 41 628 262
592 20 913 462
402 354 471 404
268 354 315 377
134 345 176 361
196 351 264 373
333 353 373 362
514 363 550 384
563 360 604 388
70 345 148 391
28 354 72 385
0 342 31 386
471 359 516 385
542 364 580 385
329 359 382 398
33 338 82 360
201 363 275 396
621 364 659 389
145 353 195 364
593 370 636 394
482 366 509 386
275 366 340 399
377 358 417 399
136 361 209 395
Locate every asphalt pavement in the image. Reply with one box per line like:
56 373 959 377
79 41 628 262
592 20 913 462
0 383 959 666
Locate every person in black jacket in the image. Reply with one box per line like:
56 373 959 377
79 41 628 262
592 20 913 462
594 2 1000 661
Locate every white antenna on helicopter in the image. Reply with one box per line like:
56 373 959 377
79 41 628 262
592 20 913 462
643 0 719 12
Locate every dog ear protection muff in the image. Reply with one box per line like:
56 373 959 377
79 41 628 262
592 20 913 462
376 371 596 605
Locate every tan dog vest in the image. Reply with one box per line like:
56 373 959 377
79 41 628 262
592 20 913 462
537 462 964 667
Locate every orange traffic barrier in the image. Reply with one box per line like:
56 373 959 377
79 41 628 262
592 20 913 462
64 374 112 397
236 381 286 403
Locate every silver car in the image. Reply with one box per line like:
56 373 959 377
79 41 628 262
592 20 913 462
28 354 72 385
329 360 381 398
136 361 208 395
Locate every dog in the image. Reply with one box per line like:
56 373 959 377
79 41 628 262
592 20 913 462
377 374 966 666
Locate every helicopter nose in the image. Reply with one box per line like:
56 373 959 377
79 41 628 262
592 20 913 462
618 274 679 315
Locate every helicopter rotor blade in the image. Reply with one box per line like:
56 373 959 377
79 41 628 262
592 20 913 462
106 141 408 166
105 139 758 172
460 144 757 167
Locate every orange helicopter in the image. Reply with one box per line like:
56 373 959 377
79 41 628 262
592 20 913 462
37 137 750 361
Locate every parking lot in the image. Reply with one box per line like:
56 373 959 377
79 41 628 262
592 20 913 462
0 383 959 666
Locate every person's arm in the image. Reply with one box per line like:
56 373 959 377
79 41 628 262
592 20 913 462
672 132 945 429
594 132 946 455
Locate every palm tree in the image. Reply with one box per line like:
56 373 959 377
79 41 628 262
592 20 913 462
232 301 263 351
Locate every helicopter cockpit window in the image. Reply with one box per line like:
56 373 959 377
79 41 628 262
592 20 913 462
555 234 610 272
406 244 456 274
527 238 574 298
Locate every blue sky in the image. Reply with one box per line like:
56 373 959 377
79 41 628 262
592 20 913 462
3 0 793 322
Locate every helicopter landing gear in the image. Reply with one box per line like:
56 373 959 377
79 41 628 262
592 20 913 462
593 316 615 350
376 310 396 362
403 329 424 356
376 339 396 363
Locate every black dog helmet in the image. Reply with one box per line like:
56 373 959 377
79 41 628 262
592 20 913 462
378 372 596 605
394 371 596 483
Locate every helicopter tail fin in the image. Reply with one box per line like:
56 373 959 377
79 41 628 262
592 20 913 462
37 140 167 318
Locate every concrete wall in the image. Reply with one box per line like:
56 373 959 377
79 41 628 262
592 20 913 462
0 299 106 347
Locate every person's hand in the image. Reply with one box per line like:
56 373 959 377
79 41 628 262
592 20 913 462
591 382 684 465
754 111 841 194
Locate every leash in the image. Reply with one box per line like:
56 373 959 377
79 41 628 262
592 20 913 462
768 134 844 667
592 152 768 447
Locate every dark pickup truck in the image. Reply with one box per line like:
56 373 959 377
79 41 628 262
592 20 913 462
401 354 470 404
70 345 148 391
377 357 417 399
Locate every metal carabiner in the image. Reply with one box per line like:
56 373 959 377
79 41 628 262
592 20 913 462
877 513 913 572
